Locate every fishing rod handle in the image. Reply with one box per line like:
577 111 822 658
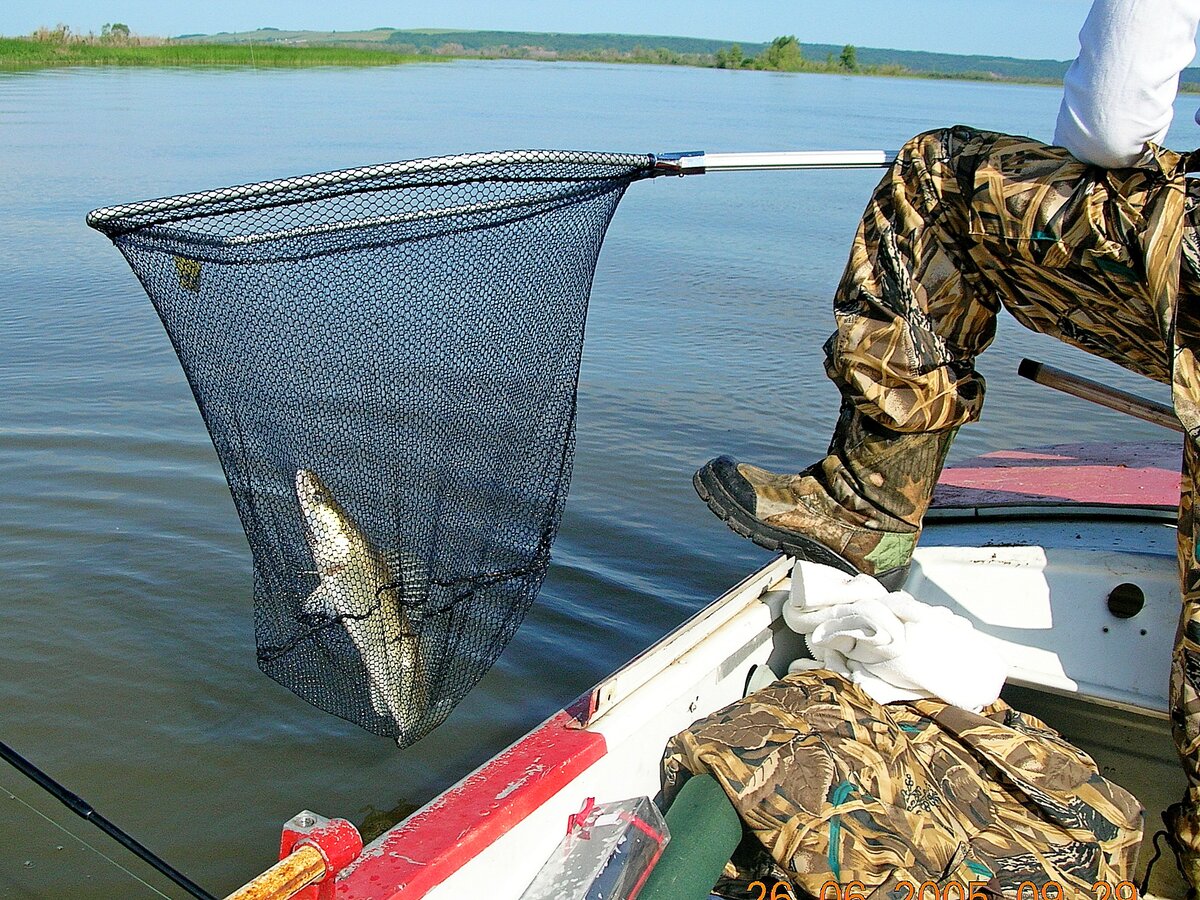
1018 358 1182 433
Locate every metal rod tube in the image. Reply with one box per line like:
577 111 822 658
223 845 326 900
663 150 897 174
0 740 217 900
1018 358 1182 433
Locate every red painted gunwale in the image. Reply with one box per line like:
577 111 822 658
334 698 604 899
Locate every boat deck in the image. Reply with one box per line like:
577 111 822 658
317 442 1189 900
930 440 1186 898
933 441 1180 512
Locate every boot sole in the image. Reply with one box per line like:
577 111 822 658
693 463 909 592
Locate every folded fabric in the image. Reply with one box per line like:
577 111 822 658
805 596 906 666
785 561 1008 711
661 669 1144 899
782 564 889 634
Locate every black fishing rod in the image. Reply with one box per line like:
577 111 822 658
0 739 217 900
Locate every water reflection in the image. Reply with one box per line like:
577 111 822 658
0 61 1187 895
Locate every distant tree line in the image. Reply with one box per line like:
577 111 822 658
715 36 861 73
409 34 874 73
28 22 164 46
394 34 872 74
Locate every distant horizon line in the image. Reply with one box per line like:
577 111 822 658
27 24 1078 66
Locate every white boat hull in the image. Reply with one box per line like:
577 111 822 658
327 443 1186 899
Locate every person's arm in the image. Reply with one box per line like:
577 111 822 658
1054 0 1200 167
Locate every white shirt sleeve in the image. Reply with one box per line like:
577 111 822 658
1054 0 1200 168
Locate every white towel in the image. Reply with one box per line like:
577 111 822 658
782 564 890 634
805 597 906 666
785 561 1008 711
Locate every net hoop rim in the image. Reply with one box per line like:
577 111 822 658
85 149 657 234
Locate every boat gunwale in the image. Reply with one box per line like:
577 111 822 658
333 445 1180 898
333 555 793 898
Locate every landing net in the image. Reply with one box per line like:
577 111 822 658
87 150 658 745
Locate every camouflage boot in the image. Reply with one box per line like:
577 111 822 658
693 405 955 591
1164 798 1200 899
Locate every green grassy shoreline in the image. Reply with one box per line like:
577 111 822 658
3 34 1196 93
0 36 1047 84
0 38 438 70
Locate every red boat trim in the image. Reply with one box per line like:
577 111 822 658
335 698 606 899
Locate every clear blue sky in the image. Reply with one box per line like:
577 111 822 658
0 1 1131 61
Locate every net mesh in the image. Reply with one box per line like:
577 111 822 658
87 150 658 745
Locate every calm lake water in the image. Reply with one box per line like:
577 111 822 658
1 60 1195 897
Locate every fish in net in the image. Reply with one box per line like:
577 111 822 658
86 150 660 745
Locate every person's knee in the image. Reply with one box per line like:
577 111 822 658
898 125 1002 167
888 127 986 209
899 128 954 157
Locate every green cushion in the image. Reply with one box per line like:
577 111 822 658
638 775 743 900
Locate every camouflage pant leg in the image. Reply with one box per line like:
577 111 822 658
1175 436 1200 803
1171 228 1200 826
824 125 1185 433
825 124 1200 865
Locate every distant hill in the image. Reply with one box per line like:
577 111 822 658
175 28 1200 86
383 30 765 56
381 31 1074 79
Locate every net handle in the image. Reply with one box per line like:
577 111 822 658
86 149 896 233
654 150 897 174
